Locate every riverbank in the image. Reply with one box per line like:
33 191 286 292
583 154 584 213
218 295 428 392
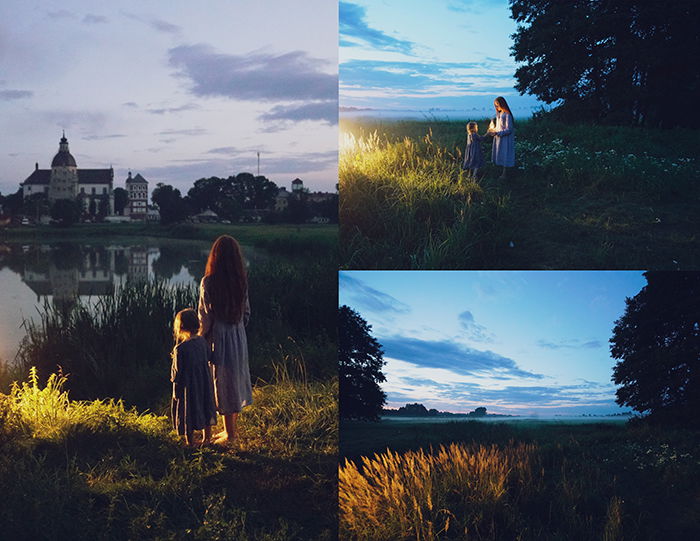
0 222 337 252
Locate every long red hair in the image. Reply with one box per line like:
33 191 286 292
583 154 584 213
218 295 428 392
203 235 247 324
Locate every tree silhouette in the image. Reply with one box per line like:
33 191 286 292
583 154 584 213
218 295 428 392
339 305 386 420
510 0 700 127
611 272 700 424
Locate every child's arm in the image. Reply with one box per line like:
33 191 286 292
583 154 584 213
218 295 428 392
171 347 183 397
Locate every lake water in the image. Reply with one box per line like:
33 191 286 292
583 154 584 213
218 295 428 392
0 240 265 363
381 415 632 425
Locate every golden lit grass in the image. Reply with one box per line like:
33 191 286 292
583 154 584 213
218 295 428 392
339 119 700 270
0 367 337 539
338 440 637 541
340 442 534 540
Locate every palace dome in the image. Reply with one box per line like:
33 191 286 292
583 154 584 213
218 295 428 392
51 134 77 167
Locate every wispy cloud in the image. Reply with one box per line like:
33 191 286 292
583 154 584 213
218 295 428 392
340 274 411 315
168 44 337 103
458 310 494 343
121 12 182 35
259 100 338 126
82 134 127 141
83 14 108 24
340 2 415 54
0 89 33 100
381 336 544 379
146 103 200 115
537 339 603 350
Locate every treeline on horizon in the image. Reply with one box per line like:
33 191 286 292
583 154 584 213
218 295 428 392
0 172 338 226
510 0 699 127
383 403 509 418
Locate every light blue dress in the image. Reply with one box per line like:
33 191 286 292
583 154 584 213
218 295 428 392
491 111 515 167
198 277 253 414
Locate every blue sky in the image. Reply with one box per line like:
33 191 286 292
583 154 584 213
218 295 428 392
339 271 647 416
0 0 337 196
339 0 543 118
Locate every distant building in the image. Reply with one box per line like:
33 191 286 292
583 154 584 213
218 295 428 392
291 178 304 193
275 187 291 211
124 171 149 221
21 133 114 214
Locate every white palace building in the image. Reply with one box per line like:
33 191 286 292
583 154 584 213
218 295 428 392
21 133 150 220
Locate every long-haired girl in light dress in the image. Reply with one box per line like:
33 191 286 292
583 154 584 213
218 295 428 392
198 235 252 446
487 96 516 180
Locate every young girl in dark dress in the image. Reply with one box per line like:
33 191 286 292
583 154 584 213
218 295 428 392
462 121 485 178
171 308 217 446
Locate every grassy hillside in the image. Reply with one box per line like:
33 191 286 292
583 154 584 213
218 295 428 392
340 118 700 269
0 368 337 540
339 419 700 540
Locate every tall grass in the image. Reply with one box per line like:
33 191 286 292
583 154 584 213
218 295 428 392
339 442 626 540
0 366 337 540
340 118 700 269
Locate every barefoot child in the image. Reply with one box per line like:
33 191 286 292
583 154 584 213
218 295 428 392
171 308 217 446
462 122 485 178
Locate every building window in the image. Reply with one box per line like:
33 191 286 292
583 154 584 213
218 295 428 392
102 187 107 194
80 187 85 193
91 187 96 195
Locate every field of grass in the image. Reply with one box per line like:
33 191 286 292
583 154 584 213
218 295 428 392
340 117 700 269
0 368 337 540
339 419 700 540
0 222 337 254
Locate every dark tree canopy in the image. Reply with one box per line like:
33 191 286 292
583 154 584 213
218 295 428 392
339 305 386 420
50 199 81 227
510 0 700 127
113 187 128 216
611 272 700 424
151 183 189 224
187 174 278 218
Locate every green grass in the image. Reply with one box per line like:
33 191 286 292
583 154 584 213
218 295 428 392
0 367 337 540
339 419 700 540
340 118 700 269
0 222 338 253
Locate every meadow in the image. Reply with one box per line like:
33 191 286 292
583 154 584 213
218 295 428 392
339 419 700 540
339 117 700 269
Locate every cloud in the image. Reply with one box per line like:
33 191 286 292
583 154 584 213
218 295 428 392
388 374 618 411
340 2 415 54
83 14 108 24
340 274 411 315
122 102 138 108
168 44 337 103
259 100 337 126
157 128 208 137
121 12 182 35
381 336 543 379
48 10 76 19
146 103 200 115
82 134 127 141
0 89 32 100
206 147 243 155
458 310 494 343
537 339 603 350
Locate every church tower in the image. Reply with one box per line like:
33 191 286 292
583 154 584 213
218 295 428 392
48 132 78 202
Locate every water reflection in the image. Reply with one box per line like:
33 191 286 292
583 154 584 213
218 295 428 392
0 241 260 362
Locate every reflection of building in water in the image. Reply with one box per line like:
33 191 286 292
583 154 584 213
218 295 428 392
22 245 159 302
127 247 149 282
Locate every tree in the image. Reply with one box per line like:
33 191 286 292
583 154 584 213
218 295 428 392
152 183 189 224
50 199 81 227
611 272 700 424
510 0 700 127
113 187 128 215
339 305 386 420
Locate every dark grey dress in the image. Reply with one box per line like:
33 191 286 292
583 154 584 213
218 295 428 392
462 133 485 170
171 335 217 435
